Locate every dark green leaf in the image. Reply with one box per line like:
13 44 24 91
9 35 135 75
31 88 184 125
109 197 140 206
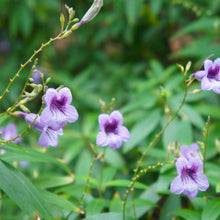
0 160 53 219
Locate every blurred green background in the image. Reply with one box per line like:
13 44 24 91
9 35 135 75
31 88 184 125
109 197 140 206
0 0 220 219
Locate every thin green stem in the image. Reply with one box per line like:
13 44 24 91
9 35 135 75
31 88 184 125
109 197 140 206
203 116 210 173
0 34 62 117
0 74 48 144
65 145 98 219
77 151 96 206
123 161 174 219
124 70 188 220
99 147 106 198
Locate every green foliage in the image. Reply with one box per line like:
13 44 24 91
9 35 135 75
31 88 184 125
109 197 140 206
0 0 220 219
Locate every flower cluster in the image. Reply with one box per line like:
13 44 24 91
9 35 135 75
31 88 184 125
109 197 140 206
192 58 220 94
96 110 130 149
22 87 78 148
170 143 209 200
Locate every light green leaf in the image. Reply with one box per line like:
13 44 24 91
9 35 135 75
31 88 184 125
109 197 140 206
104 179 149 189
84 212 123 220
194 104 220 119
0 160 53 219
202 198 220 220
33 175 74 189
172 18 220 39
216 182 220 193
178 104 205 129
40 189 83 213
172 209 200 220
110 193 122 213
0 143 72 175
125 0 142 25
86 199 105 216
123 110 161 153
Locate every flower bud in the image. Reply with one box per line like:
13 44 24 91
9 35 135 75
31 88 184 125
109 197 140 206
185 61 192 73
81 0 103 23
69 7 75 20
60 13 65 25
20 105 30 113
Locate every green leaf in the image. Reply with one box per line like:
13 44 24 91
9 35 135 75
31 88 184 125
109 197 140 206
194 104 220 119
134 198 157 208
202 198 220 220
125 0 142 25
0 160 53 219
121 94 158 114
123 110 161 153
0 143 72 175
178 104 205 129
40 189 83 213
104 179 149 189
172 18 220 39
174 120 193 146
216 182 220 193
160 195 181 220
110 193 122 213
84 213 123 220
172 209 201 220
86 199 105 216
19 5 33 37
33 175 74 189
105 147 125 169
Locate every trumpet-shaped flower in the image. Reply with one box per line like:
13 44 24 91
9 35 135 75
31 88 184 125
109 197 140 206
96 110 130 149
24 113 65 148
170 156 209 200
41 87 78 125
192 58 220 94
0 123 22 144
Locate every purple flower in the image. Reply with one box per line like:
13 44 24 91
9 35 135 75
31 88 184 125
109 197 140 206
19 161 29 167
31 69 42 84
192 58 220 94
170 156 209 200
96 110 130 149
0 40 10 53
0 123 22 144
180 143 199 160
24 113 65 148
41 87 78 125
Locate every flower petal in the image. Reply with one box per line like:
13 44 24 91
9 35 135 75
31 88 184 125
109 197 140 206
212 85 220 94
58 87 72 104
204 59 213 74
44 88 57 106
41 107 56 123
184 188 198 200
170 176 183 194
98 114 110 131
108 134 122 149
213 57 220 67
96 131 109 146
65 105 79 123
118 126 130 141
190 156 203 173
25 113 44 132
110 110 123 125
175 157 188 176
39 129 59 147
38 131 50 148
201 77 213 90
193 70 206 81
196 173 209 191
180 143 199 160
